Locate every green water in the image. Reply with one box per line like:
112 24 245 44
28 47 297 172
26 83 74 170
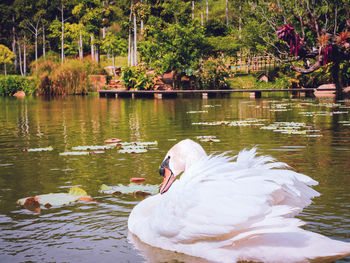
0 95 349 262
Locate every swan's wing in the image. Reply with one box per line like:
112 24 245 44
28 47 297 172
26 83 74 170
150 148 320 245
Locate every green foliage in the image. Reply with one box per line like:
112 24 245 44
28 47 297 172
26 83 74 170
207 36 240 56
101 32 127 57
194 58 231 90
0 44 15 69
0 75 37 96
253 76 289 90
121 65 154 90
205 19 228 37
140 17 211 75
31 56 103 95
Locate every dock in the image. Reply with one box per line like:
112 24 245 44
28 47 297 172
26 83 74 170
99 88 318 99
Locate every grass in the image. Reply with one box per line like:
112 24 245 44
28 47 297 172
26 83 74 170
227 74 257 89
100 55 128 70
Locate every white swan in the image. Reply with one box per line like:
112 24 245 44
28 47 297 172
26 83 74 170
128 139 350 263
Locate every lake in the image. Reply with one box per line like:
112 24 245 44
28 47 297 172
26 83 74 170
0 94 349 262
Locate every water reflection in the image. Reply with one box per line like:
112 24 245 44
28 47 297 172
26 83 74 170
0 95 349 262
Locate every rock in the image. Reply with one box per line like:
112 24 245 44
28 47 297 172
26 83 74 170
314 84 336 98
13 90 26 98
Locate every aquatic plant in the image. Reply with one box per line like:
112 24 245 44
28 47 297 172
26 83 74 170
31 56 104 95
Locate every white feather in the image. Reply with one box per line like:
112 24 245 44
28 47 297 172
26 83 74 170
128 140 350 263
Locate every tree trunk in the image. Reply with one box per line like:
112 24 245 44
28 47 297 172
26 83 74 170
130 45 134 66
18 38 23 76
128 2 133 66
34 33 38 71
128 31 132 66
35 34 38 62
239 0 242 39
133 12 137 66
91 35 94 61
96 44 100 63
12 18 17 71
112 50 116 76
4 63 7 76
201 0 204 26
43 24 46 59
226 0 229 25
192 1 195 20
206 0 209 21
141 0 144 31
79 31 83 59
23 37 26 77
61 3 64 64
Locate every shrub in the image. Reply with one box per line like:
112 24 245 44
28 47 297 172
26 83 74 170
121 65 154 90
31 56 103 95
0 75 37 96
194 58 231 90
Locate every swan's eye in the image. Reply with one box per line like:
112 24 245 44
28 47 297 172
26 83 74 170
159 156 170 177
159 167 165 177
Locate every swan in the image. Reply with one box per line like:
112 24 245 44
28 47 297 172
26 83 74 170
128 139 350 263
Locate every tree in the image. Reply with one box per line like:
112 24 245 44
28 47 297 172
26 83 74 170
102 32 127 75
0 45 15 75
252 0 350 99
139 16 211 79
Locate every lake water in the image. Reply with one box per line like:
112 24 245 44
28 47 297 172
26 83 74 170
0 94 349 263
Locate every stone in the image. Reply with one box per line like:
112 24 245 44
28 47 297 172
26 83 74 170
314 84 335 98
13 90 26 98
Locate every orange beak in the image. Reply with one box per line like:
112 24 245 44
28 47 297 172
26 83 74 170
160 167 175 194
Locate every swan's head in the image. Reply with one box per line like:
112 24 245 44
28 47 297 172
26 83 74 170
159 139 207 194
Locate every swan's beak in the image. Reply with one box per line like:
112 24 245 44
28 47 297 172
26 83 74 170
160 168 175 194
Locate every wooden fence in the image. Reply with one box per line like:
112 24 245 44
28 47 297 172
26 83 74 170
230 56 281 74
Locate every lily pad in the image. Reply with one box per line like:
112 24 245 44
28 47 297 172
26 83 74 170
187 110 208 114
104 138 122 144
59 151 90 156
99 183 159 195
196 136 220 142
17 187 94 212
118 148 148 154
192 119 266 127
25 146 53 152
72 145 112 151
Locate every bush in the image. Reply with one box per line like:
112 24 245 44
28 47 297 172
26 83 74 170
121 65 154 90
194 58 231 90
0 75 37 96
31 56 104 95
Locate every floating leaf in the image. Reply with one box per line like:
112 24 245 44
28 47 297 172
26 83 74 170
17 187 94 212
90 150 105 154
193 119 266 127
104 138 122 144
118 148 148 154
99 183 159 195
196 136 220 142
72 145 112 151
59 151 90 156
130 178 146 183
187 110 208 114
68 186 88 197
25 146 53 152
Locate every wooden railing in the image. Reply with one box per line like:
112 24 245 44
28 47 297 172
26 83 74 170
230 56 280 74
